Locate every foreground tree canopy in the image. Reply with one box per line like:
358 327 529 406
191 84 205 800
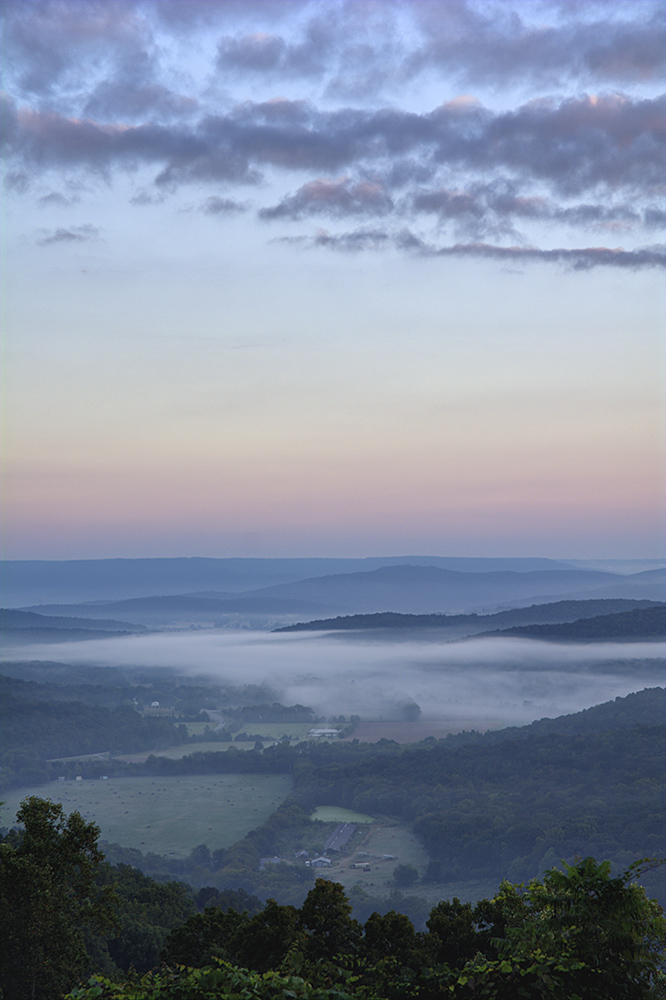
0 797 115 1000
2 798 664 999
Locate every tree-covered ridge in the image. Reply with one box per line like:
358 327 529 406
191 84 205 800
480 604 666 641
432 686 666 744
0 608 148 632
1 696 188 761
275 599 664 632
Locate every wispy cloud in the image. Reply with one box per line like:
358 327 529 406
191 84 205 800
200 195 248 216
278 228 666 270
260 178 394 220
37 190 76 207
37 223 100 246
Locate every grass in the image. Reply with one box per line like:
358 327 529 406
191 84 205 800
233 723 325 741
115 738 307 763
115 725 332 763
310 806 374 823
0 774 293 857
115 742 258 762
185 722 323 741
183 722 211 736
316 818 499 906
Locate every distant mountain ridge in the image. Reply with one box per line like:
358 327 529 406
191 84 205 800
1 555 578 606
0 608 149 646
275 599 665 633
14 564 666 627
0 608 147 632
246 564 665 616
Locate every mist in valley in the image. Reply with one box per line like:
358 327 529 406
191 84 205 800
6 630 663 730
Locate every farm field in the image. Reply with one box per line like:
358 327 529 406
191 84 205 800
184 722 327 740
310 806 374 823
342 718 504 743
115 735 314 763
116 725 341 763
0 774 293 857
115 742 258 762
315 818 429 893
317 817 498 905
183 722 213 736
236 723 336 741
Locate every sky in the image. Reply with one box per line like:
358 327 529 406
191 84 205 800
2 0 665 561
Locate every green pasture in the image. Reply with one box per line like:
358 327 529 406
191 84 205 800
182 721 321 741
116 738 299 763
183 722 211 736
0 774 292 857
317 819 430 896
234 723 321 741
310 805 374 824
329 818 498 904
115 742 257 762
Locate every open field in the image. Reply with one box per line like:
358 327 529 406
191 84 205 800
183 722 212 736
310 806 374 823
115 742 258 763
115 737 307 763
116 726 340 763
236 723 328 741
315 817 499 905
0 774 292 857
179 720 333 740
314 818 429 892
342 718 505 743
183 722 321 740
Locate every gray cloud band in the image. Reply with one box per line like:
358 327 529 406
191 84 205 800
4 93 663 195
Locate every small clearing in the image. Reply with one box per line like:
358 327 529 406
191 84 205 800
344 718 504 743
310 806 374 823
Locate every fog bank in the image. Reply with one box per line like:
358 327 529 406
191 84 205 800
5 631 664 728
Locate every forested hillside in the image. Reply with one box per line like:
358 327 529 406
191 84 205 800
482 604 666 641
276 599 664 633
16 688 657 914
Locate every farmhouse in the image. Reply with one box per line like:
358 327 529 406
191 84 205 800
307 728 340 739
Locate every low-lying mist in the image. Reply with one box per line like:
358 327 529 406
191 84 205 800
6 631 664 729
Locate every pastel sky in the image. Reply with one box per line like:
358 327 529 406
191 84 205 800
2 0 664 560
